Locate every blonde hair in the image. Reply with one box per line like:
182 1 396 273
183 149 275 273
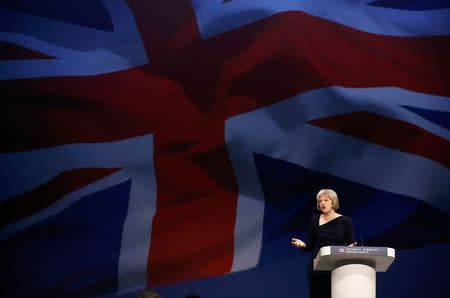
138 290 162 298
316 189 339 211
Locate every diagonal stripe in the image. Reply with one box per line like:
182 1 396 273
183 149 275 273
0 0 147 80
0 168 119 228
192 0 450 38
400 105 450 130
308 111 450 168
0 134 154 201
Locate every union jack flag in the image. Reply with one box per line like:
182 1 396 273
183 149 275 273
1 1 449 297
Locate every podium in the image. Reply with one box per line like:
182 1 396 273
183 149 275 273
313 246 395 298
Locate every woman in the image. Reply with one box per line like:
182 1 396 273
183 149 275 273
291 189 356 298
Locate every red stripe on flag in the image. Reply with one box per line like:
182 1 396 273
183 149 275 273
148 121 238 286
0 168 120 229
308 111 450 168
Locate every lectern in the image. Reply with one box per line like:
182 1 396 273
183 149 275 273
314 246 395 298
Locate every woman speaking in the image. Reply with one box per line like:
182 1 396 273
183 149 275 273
291 189 356 298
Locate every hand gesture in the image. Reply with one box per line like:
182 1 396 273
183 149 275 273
291 238 306 249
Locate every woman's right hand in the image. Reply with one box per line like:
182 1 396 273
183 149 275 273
291 238 306 249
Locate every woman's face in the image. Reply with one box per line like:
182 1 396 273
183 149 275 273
318 195 333 213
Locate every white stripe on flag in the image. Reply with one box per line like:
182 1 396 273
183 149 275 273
192 0 450 38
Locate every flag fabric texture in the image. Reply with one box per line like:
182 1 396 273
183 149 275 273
1 1 450 297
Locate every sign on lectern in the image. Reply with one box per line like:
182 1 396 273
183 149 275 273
314 246 395 298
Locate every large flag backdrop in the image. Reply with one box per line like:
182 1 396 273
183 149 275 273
1 0 450 297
